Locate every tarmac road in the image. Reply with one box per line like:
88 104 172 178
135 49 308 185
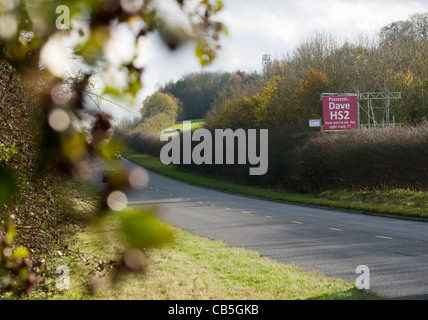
123 159 428 300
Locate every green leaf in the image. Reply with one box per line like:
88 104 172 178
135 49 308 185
6 225 16 245
195 45 211 66
214 0 224 13
13 246 29 259
127 70 142 98
103 86 122 98
222 26 229 36
120 208 173 250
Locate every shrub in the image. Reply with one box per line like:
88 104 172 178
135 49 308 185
123 129 164 157
138 112 176 133
295 123 428 191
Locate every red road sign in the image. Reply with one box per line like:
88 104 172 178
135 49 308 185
322 96 358 131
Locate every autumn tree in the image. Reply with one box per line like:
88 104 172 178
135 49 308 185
141 92 180 119
205 75 281 129
139 92 180 132
160 71 234 119
285 67 331 127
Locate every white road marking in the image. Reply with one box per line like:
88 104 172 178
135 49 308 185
265 216 273 219
329 228 343 232
291 221 302 225
375 235 393 240
242 211 250 214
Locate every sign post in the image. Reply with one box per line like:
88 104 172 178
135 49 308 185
322 95 358 131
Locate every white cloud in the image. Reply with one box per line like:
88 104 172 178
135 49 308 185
211 0 428 73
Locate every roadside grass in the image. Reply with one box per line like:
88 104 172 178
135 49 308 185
31 213 379 300
124 151 428 220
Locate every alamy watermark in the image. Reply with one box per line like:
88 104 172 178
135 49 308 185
160 121 269 176
56 265 70 290
355 265 370 290
55 5 70 30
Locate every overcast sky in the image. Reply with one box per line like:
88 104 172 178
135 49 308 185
104 0 428 120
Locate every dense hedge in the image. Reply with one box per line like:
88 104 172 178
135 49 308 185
295 124 428 191
1 60 86 295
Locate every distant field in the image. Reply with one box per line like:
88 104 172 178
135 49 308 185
167 119 205 131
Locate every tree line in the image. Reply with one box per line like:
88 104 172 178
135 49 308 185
137 13 427 130
135 70 261 133
207 13 428 129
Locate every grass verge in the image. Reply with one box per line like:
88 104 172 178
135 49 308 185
30 213 379 300
124 151 428 220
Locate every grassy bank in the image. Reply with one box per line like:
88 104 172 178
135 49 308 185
30 213 379 300
125 151 428 220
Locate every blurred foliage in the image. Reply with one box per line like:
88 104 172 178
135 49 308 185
0 168 17 206
0 0 225 296
1 224 38 296
120 208 173 251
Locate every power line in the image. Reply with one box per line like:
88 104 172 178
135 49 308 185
85 91 136 114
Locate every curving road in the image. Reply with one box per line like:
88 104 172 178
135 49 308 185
123 159 428 300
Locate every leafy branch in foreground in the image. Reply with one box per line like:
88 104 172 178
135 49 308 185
0 0 226 296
